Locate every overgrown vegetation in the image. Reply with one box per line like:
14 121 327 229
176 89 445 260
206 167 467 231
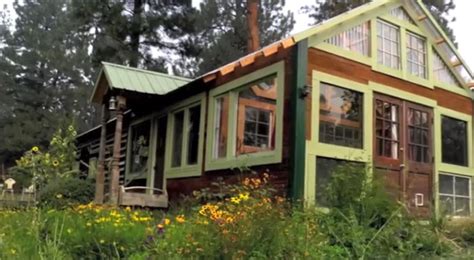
1 166 473 258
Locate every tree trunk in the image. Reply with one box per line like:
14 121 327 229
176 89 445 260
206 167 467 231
130 0 143 67
246 0 260 53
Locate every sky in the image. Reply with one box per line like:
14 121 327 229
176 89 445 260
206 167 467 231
2 0 474 69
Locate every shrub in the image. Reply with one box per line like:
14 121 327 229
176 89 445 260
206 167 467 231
38 177 94 208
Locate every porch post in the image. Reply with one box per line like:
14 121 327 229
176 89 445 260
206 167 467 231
95 103 109 203
109 95 126 204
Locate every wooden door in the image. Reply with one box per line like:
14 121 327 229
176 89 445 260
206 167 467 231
373 94 433 216
154 116 167 190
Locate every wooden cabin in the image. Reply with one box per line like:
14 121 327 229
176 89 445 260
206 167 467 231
78 0 474 217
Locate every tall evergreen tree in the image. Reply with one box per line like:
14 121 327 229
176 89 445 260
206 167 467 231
0 0 94 165
302 0 456 43
71 0 192 72
175 0 295 76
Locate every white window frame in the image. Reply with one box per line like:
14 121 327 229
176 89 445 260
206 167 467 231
377 19 401 70
439 173 472 216
406 32 427 78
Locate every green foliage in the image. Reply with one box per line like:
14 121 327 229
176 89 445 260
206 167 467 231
12 125 78 188
38 178 94 209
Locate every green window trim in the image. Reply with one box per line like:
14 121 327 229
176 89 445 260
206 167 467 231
205 61 285 171
164 94 206 179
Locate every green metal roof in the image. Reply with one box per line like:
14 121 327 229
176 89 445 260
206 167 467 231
91 62 191 103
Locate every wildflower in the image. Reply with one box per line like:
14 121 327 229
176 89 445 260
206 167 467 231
10 249 16 255
100 239 105 244
175 215 185 223
56 194 63 199
52 160 60 167
164 218 171 225
67 228 72 234
230 197 241 204
31 146 39 152
125 206 131 212
238 192 250 201
157 224 164 229
68 125 74 132
86 222 92 227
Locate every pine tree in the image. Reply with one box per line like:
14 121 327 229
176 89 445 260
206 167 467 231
176 0 295 76
70 0 192 71
0 0 94 165
302 0 456 43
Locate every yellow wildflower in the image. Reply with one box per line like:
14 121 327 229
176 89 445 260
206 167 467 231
175 215 185 223
239 192 250 201
56 194 63 199
31 146 39 152
10 249 16 255
67 228 72 234
164 218 171 225
125 206 131 212
100 239 105 244
230 197 241 204
86 222 92 227
157 224 164 229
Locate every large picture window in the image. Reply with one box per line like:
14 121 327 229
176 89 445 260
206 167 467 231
206 62 283 170
316 157 365 206
377 20 400 70
319 83 363 149
406 32 427 78
439 174 471 216
442 116 468 166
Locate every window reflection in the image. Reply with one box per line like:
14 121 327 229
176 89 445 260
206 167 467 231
442 116 467 166
319 83 363 148
130 120 151 175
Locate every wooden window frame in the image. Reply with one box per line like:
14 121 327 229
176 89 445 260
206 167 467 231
205 62 284 171
236 98 276 155
406 32 427 79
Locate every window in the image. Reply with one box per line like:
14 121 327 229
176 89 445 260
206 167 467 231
319 83 363 149
442 116 468 166
433 50 460 86
439 174 471 216
325 22 370 56
389 7 415 24
316 157 365 206
129 120 151 176
213 96 229 159
169 103 202 168
206 62 283 170
407 108 430 163
377 20 400 69
406 32 427 78
375 100 400 159
236 78 276 154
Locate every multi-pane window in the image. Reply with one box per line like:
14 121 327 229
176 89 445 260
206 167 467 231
170 104 202 168
433 50 460 86
129 120 151 175
325 22 370 56
375 100 400 159
377 20 400 69
442 116 468 166
439 174 471 216
407 108 430 163
407 32 427 78
236 76 276 154
319 83 363 149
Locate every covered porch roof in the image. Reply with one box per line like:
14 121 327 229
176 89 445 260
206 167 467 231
90 62 192 104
